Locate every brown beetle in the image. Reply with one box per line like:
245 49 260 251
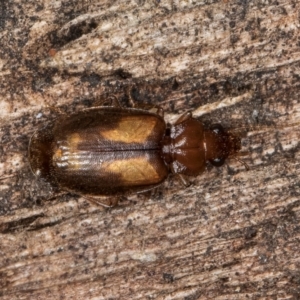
29 106 241 206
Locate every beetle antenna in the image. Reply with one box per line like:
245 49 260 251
233 157 250 171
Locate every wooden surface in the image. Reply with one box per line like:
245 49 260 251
1 0 300 299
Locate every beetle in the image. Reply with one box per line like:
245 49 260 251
28 106 241 206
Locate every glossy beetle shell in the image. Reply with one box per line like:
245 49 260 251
29 106 241 198
29 107 168 196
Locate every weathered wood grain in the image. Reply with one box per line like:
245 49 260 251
1 0 300 299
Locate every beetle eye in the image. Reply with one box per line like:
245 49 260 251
209 157 225 167
210 124 224 135
165 128 171 136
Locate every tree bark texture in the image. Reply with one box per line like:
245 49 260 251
1 0 300 299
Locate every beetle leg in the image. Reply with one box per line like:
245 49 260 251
94 95 121 107
126 84 136 108
170 164 191 187
177 174 191 187
147 106 164 117
155 106 164 117
169 163 176 175
175 111 193 125
46 105 64 115
126 85 164 116
107 95 121 107
84 196 119 208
